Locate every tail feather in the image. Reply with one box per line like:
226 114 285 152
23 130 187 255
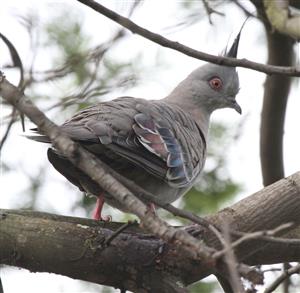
23 132 51 143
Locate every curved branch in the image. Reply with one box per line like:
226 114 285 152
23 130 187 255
76 0 300 76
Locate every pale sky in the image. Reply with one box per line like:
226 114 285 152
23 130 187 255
1 1 299 292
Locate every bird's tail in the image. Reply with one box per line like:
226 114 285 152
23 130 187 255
23 128 51 143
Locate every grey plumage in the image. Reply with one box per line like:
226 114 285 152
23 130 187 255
28 34 242 215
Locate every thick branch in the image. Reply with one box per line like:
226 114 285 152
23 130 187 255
0 210 186 293
197 172 300 281
76 0 300 76
1 172 300 288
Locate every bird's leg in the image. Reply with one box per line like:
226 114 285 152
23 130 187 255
93 194 111 221
147 203 157 214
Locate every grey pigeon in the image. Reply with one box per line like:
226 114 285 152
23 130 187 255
28 33 241 220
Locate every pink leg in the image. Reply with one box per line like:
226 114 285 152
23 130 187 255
92 195 111 221
147 203 156 214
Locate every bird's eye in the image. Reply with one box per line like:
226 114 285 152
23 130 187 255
209 77 223 91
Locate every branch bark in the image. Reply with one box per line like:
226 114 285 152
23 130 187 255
1 171 300 289
0 210 186 293
76 0 300 76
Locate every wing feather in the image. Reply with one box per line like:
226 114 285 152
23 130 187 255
52 97 206 188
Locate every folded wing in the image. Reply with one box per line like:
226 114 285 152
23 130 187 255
33 96 206 188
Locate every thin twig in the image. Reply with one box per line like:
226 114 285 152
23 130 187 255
231 0 256 17
0 32 25 131
0 276 3 293
264 263 300 293
247 234 300 245
0 33 24 89
104 220 137 247
77 0 300 76
208 224 226 245
283 262 291 293
213 223 295 259
0 108 17 155
262 268 282 273
209 223 262 288
202 0 224 24
221 222 246 293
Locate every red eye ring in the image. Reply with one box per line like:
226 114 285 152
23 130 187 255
209 77 223 90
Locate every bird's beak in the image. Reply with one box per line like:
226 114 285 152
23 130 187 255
228 98 242 114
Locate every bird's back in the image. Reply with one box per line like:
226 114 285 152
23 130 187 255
48 96 207 209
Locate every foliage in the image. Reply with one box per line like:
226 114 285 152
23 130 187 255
45 13 92 84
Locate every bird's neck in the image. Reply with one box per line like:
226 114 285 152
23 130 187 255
163 90 211 140
190 107 211 139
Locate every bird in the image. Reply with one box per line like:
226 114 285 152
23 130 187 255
27 33 242 221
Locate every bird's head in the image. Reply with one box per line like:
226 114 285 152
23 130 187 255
186 31 242 115
165 26 245 118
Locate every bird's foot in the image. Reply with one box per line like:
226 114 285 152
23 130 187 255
93 195 112 222
146 203 157 215
97 214 112 222
93 207 112 221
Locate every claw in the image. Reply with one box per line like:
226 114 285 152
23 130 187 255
100 215 112 222
147 203 156 215
93 195 112 221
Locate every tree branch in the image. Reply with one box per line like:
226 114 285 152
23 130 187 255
264 263 300 293
1 168 300 288
0 108 17 155
0 210 187 293
0 276 3 293
220 222 246 293
76 0 300 76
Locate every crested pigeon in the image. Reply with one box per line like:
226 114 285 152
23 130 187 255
28 33 242 220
